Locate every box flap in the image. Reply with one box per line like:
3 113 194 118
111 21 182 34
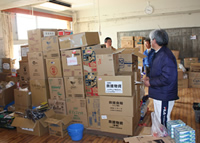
39 117 48 127
45 118 60 124
124 136 175 143
11 117 36 129
132 51 146 58
44 109 55 118
61 115 72 125
94 48 114 54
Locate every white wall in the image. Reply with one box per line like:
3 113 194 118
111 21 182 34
74 0 200 48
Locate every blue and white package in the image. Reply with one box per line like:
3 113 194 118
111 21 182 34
167 120 186 138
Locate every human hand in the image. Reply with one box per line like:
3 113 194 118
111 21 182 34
143 77 150 87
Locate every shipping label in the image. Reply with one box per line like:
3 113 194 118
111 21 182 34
105 81 123 93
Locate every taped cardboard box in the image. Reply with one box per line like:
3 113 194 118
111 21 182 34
171 50 179 59
178 69 183 80
11 117 48 136
64 76 85 98
184 58 198 68
2 58 15 73
30 79 50 106
28 52 47 79
86 97 100 128
124 136 175 143
189 72 200 88
46 58 62 78
14 89 31 108
48 78 65 100
21 45 29 61
61 49 83 77
19 61 30 82
190 63 200 72
82 45 101 73
100 114 135 135
100 96 135 117
85 72 98 96
42 36 60 59
178 79 188 88
135 36 144 45
48 99 67 114
45 109 71 138
121 40 134 48
0 85 16 106
59 32 100 49
28 29 57 52
66 98 88 127
97 75 135 96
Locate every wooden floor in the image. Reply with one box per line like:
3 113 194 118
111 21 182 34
0 88 199 143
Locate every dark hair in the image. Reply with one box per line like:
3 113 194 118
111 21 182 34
149 29 169 46
144 38 151 44
104 37 112 43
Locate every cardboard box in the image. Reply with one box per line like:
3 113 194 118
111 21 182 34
28 52 47 79
177 59 181 65
100 96 135 117
48 99 67 115
58 30 73 36
135 36 144 45
2 58 15 73
138 57 143 67
21 45 29 61
48 78 65 100
171 50 179 59
59 32 100 50
46 58 62 78
11 117 48 136
100 114 134 135
190 63 200 72
124 136 175 143
86 97 100 128
121 36 134 40
64 76 85 98
14 89 31 108
189 72 200 88
61 49 83 77
135 45 144 53
97 75 134 96
0 73 10 81
45 109 71 138
184 58 198 68
30 79 50 106
178 69 183 80
6 76 19 83
178 79 188 88
42 36 60 59
0 85 16 106
82 45 101 73
19 60 30 82
85 72 98 96
28 29 57 52
96 48 121 76
66 98 88 127
121 40 134 48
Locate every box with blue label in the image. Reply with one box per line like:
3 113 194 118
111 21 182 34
167 120 186 138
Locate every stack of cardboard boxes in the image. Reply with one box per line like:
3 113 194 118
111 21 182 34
189 62 200 88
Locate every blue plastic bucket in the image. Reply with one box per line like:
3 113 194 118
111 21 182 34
67 123 84 141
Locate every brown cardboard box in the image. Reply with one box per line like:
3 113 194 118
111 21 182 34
0 85 16 106
190 63 200 72
48 78 65 100
82 45 101 73
28 52 47 79
30 79 50 106
64 76 85 98
42 36 60 59
85 72 98 96
59 32 100 50
2 58 15 73
184 58 198 68
14 89 31 108
100 114 134 135
19 61 30 82
178 79 188 88
100 96 135 117
86 97 100 128
48 99 67 114
66 98 88 127
97 75 134 96
96 48 121 76
124 136 175 143
189 72 200 88
61 49 83 77
45 109 71 138
178 69 183 80
135 36 144 45
28 29 57 52
121 36 134 40
11 117 48 136
135 45 144 54
6 76 19 83
177 59 181 65
121 40 134 48
21 45 29 61
171 50 179 59
46 58 62 78
0 73 11 81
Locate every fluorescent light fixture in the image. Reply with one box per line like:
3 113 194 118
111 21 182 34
39 2 69 11
72 3 93 8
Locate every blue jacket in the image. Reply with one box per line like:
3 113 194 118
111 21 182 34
149 46 179 101
143 48 155 70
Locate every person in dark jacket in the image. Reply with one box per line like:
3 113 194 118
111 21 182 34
143 29 179 127
143 38 155 76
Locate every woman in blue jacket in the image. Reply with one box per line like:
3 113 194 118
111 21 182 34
144 29 179 127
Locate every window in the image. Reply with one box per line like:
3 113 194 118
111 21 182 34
16 13 68 40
